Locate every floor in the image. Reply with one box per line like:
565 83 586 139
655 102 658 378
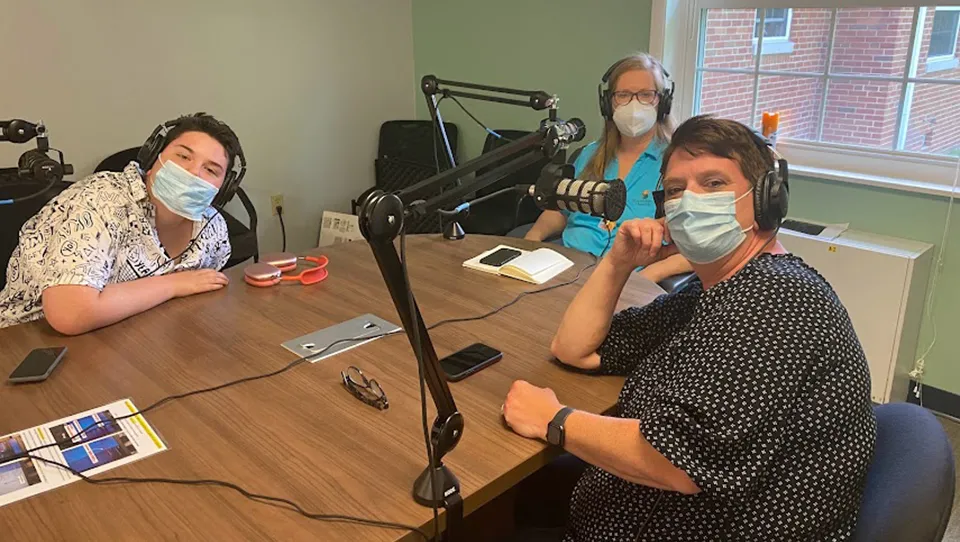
939 415 960 541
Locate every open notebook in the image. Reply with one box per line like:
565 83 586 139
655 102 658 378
463 244 574 285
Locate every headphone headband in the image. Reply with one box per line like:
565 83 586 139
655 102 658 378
602 58 672 84
136 113 246 208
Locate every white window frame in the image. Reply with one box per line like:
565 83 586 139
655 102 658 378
928 6 960 62
651 0 960 197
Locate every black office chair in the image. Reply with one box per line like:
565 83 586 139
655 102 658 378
95 147 258 269
351 120 461 235
377 120 459 169
462 129 559 236
0 179 71 291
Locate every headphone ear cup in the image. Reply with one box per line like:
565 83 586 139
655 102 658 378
755 171 784 231
768 174 788 229
211 152 246 207
754 173 768 230
211 175 235 209
597 83 605 119
136 124 166 172
599 85 613 120
658 85 674 122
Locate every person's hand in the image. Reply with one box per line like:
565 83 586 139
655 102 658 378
607 218 678 271
503 380 563 440
168 269 229 298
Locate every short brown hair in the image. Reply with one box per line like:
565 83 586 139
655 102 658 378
161 113 243 174
660 115 773 187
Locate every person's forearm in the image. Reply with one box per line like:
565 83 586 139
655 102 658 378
43 276 177 335
524 210 567 242
639 254 692 284
551 257 633 368
563 410 700 494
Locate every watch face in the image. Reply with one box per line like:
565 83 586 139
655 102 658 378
547 423 562 446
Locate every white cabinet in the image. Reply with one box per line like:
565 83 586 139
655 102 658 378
780 224 933 404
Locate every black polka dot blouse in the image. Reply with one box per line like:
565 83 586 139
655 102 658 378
564 253 877 542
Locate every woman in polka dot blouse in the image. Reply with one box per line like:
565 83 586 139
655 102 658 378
503 116 876 542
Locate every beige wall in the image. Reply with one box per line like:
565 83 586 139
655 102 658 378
0 0 416 252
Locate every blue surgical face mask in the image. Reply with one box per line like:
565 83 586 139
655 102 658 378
150 158 219 221
663 189 753 264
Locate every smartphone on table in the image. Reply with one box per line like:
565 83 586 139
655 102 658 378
439 343 502 382
479 248 522 267
8 347 68 384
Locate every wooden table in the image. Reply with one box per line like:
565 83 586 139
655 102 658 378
0 235 664 541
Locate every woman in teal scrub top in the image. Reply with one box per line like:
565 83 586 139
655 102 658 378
524 53 690 281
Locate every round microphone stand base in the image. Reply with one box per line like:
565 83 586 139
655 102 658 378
442 219 466 240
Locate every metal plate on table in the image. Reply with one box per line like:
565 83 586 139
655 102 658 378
281 314 402 363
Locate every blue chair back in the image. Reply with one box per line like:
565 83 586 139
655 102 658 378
853 402 955 542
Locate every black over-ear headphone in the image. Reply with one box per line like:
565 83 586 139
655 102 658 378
654 129 789 231
749 130 789 231
136 112 247 209
598 57 675 122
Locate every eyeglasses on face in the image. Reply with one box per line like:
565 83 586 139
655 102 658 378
341 365 389 410
613 90 660 107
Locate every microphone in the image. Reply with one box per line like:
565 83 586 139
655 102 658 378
18 149 65 181
527 163 627 221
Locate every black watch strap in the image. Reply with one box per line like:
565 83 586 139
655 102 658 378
547 406 575 447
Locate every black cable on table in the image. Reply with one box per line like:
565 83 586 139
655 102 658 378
23 454 430 541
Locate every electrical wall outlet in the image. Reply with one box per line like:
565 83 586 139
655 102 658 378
270 194 284 215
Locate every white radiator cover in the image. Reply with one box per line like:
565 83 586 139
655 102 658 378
779 224 933 404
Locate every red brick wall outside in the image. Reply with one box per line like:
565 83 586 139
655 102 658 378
699 7 960 156
908 8 960 154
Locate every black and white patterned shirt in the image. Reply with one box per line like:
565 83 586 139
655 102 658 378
565 253 876 542
0 163 230 328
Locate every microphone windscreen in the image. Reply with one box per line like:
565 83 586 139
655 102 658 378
604 179 626 221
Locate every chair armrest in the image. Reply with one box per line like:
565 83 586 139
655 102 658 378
656 271 697 294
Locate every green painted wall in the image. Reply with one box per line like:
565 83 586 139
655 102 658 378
412 1 960 395
412 0 652 160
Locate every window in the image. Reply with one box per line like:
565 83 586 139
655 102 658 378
752 8 795 54
755 8 792 40
929 7 960 59
653 2 960 191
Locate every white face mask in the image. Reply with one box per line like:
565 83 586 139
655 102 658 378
613 100 657 138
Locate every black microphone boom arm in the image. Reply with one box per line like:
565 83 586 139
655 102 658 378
0 119 41 144
421 75 559 115
356 111 581 525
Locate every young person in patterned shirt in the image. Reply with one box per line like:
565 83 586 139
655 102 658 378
0 113 243 334
503 116 876 541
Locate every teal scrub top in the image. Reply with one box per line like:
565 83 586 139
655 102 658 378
561 138 666 258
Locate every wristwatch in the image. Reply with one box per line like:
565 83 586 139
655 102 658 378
546 406 575 447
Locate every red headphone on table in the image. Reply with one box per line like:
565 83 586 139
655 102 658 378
243 252 329 287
